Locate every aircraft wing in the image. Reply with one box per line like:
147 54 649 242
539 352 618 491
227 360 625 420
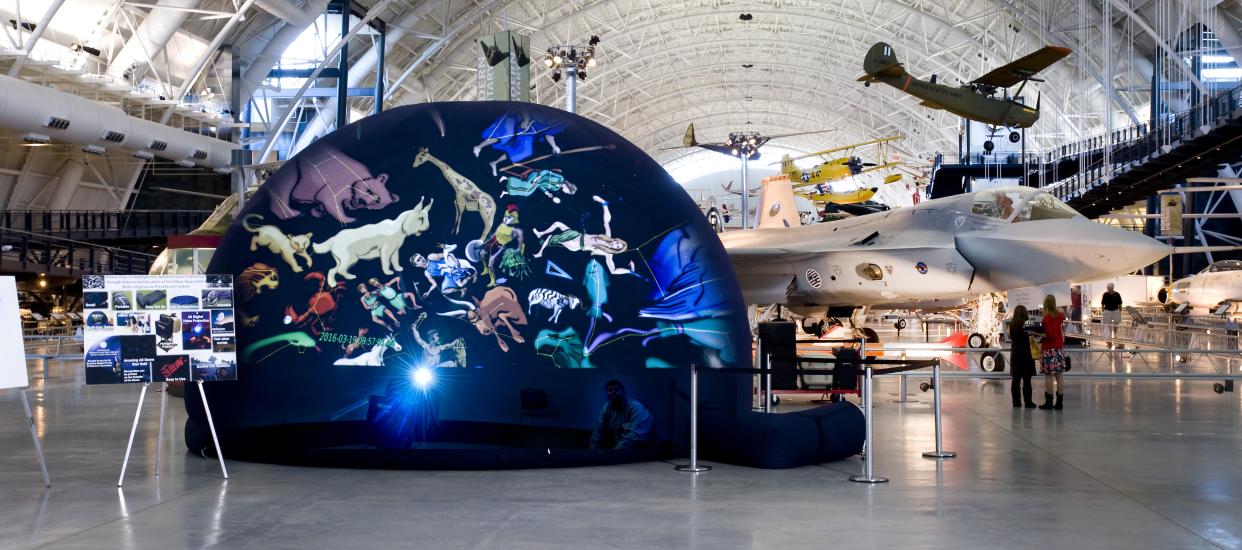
784 135 904 162
971 46 1072 88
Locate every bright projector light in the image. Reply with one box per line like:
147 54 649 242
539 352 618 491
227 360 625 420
411 367 434 390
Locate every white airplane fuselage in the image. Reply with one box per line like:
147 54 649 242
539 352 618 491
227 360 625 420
1168 267 1242 313
719 185 1170 312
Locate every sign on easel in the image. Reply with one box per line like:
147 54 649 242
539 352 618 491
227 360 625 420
0 277 28 390
2 276 49 486
82 274 237 384
81 274 233 485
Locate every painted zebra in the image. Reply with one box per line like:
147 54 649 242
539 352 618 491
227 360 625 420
527 288 581 323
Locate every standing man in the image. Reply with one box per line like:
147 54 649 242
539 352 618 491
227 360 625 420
589 380 653 449
1101 283 1123 348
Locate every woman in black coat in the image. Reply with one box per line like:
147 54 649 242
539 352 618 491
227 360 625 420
1008 305 1037 408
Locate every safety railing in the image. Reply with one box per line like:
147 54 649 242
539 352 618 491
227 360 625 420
0 227 156 274
1039 82 1242 203
0 209 213 240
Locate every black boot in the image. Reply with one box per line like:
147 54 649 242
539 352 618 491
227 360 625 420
1038 392 1054 410
1054 393 1064 410
1011 380 1022 407
1023 380 1036 408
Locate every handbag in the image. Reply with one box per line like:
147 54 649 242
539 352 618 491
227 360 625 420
1028 335 1041 359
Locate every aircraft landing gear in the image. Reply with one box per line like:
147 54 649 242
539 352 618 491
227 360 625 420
919 380 933 392
968 332 988 348
982 140 995 152
981 351 1006 373
1008 131 1021 143
864 81 871 87
1214 381 1234 394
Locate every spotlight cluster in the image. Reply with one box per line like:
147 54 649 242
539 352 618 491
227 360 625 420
725 132 763 159
543 35 601 82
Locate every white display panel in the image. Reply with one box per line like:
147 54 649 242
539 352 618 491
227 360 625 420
82 274 236 384
0 276 30 389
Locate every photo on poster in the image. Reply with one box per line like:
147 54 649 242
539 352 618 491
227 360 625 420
153 354 190 382
82 291 109 309
169 294 200 309
211 310 234 333
181 311 212 350
136 290 167 309
193 355 236 382
116 312 151 334
202 289 233 309
154 313 181 352
111 291 133 311
84 335 153 384
212 334 236 353
85 310 112 329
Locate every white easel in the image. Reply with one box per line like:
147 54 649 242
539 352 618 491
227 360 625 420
117 380 228 486
17 388 51 487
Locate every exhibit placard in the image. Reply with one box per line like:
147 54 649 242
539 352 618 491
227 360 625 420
1160 195 1183 236
82 274 237 384
0 276 29 390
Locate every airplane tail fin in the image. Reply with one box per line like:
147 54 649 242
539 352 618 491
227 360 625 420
755 175 801 229
779 154 797 178
682 124 698 147
862 42 905 78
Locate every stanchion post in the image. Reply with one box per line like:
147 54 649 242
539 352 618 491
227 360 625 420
676 364 711 473
197 381 229 479
850 366 889 483
922 361 957 459
118 382 149 487
20 390 51 487
764 353 773 413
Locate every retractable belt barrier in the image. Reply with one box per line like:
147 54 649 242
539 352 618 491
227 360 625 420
675 357 951 482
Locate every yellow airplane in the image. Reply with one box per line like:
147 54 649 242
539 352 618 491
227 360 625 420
776 135 903 188
799 186 879 204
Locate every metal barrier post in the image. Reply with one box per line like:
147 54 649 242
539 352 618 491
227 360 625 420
850 366 888 483
763 353 772 413
676 364 711 473
922 361 957 459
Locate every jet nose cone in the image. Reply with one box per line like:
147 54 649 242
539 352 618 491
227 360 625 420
957 219 1170 291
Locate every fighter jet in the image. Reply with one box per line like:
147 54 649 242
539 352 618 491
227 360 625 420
1161 260 1242 315
720 176 1170 322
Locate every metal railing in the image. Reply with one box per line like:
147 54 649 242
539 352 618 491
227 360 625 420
1039 83 1242 202
0 209 213 240
0 227 157 274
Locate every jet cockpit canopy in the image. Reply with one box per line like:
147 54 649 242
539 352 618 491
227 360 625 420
970 187 1079 223
1202 260 1242 274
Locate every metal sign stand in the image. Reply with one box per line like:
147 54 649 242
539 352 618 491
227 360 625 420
118 381 228 487
19 389 51 487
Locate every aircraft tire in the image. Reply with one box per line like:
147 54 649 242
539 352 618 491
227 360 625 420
919 381 932 392
894 318 907 330
1214 383 1226 394
968 332 987 348
1008 131 1021 143
981 352 1006 373
983 140 995 152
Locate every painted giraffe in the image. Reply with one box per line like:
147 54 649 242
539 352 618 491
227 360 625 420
413 148 496 240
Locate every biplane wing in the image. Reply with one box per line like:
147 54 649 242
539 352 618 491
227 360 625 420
972 46 1072 88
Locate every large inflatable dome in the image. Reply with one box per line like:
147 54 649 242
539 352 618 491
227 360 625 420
185 102 751 468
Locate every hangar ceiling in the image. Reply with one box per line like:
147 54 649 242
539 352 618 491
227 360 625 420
0 0 1237 208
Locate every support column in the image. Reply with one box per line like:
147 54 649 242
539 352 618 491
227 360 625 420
47 155 86 210
335 0 350 127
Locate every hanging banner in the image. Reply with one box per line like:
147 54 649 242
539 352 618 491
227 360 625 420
81 274 236 384
1160 194 1183 236
0 277 29 390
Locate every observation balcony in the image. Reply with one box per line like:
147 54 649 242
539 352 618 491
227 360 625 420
0 210 212 243
0 228 156 276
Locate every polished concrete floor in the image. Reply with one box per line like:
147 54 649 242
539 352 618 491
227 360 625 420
3 357 1242 549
